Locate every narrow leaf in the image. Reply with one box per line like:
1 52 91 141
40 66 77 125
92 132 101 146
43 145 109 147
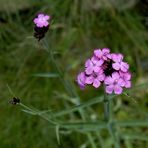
122 133 148 141
56 125 60 145
33 73 59 78
60 121 107 131
116 120 148 127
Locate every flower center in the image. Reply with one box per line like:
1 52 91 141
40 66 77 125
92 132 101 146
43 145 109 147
103 60 115 76
92 72 97 78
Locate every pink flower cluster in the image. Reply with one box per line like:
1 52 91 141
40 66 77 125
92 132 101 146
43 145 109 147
77 48 131 95
34 13 50 28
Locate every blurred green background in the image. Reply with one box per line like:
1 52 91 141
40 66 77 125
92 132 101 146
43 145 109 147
0 0 148 147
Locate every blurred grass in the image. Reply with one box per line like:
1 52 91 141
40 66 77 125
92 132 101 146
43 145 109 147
0 0 148 147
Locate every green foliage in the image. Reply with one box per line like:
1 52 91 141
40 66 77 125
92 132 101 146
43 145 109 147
0 0 148 147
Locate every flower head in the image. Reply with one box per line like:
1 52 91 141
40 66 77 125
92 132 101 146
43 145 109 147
119 71 131 88
76 48 131 95
85 69 105 88
34 14 50 28
33 13 51 41
112 54 129 72
94 48 111 60
104 72 124 94
85 57 103 75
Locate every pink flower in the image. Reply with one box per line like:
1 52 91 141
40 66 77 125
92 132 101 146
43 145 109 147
94 48 111 60
119 71 131 88
77 72 86 89
34 14 50 27
112 54 129 72
104 72 125 94
85 57 104 75
85 69 105 88
77 48 131 94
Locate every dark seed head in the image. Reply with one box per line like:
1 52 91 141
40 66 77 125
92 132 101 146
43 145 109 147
9 97 20 105
34 25 49 41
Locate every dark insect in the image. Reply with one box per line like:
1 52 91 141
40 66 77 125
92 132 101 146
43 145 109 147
9 97 20 105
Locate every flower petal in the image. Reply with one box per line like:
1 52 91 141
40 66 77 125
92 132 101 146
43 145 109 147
95 59 104 66
125 81 131 88
33 18 38 23
94 49 102 58
118 78 125 87
112 72 120 80
104 76 114 85
114 85 123 94
105 85 114 94
77 72 86 88
45 15 50 20
124 72 131 80
102 48 110 54
85 67 93 75
97 74 105 81
85 59 92 67
85 76 94 84
93 79 101 88
112 54 123 62
112 63 120 70
93 66 101 73
38 14 44 18
121 62 129 72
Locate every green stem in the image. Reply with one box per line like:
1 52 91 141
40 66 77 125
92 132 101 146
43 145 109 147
103 89 120 148
103 88 109 121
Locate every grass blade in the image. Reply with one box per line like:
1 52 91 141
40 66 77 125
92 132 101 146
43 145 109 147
33 73 59 78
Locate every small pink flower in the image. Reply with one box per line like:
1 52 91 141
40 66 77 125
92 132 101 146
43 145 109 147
77 72 86 89
85 70 105 88
94 48 111 60
119 71 131 88
85 57 104 75
105 72 124 94
34 13 50 27
112 54 129 72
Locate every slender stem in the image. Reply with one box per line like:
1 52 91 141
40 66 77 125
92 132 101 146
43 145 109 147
103 88 120 148
103 87 109 121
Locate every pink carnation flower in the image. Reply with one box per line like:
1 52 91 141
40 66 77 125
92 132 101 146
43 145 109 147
112 54 129 72
77 72 86 89
119 71 131 88
85 57 104 75
104 72 125 94
94 48 111 60
34 14 50 27
85 69 105 88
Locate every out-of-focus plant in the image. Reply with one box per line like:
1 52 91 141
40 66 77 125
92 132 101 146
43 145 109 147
8 11 148 148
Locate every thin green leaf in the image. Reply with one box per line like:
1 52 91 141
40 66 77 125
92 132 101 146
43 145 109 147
22 109 37 115
116 120 148 127
32 73 59 78
56 125 60 145
22 109 52 116
60 121 107 131
122 133 148 141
